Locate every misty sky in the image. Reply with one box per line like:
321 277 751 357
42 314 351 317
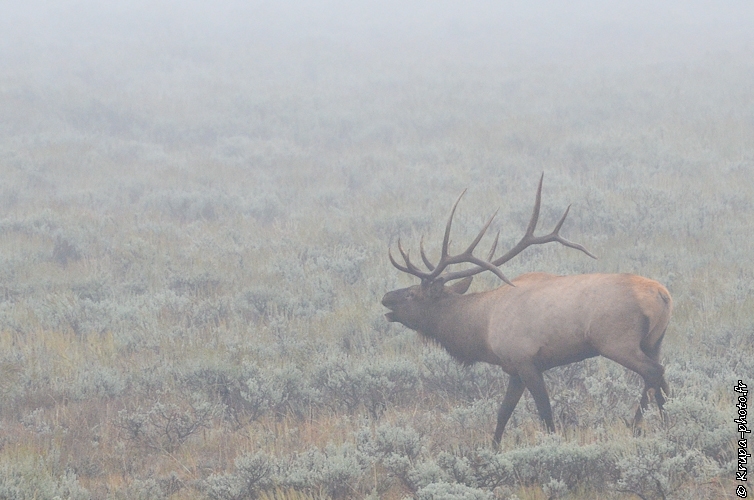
2 0 753 71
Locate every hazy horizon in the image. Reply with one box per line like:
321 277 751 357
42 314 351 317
3 1 753 72
0 2 751 498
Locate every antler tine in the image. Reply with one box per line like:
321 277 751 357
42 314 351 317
552 204 570 233
487 231 499 261
524 172 544 237
388 248 412 274
389 241 432 280
555 238 597 259
397 239 427 275
492 173 595 267
442 255 515 286
419 236 436 271
426 208 504 283
463 209 498 257
535 205 598 259
387 175 593 287
440 189 467 260
424 192 498 282
436 207 511 285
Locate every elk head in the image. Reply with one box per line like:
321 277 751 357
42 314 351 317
382 276 473 330
382 173 596 331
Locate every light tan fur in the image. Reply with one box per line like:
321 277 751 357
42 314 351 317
382 174 673 445
383 176 672 446
383 272 672 446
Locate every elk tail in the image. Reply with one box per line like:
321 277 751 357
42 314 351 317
640 286 672 359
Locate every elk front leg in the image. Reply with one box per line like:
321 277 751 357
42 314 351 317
518 364 555 433
493 374 525 447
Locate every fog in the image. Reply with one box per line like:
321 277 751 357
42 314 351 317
3 0 753 74
3 0 752 149
1 2 753 498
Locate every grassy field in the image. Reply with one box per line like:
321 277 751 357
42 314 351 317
0 11 753 498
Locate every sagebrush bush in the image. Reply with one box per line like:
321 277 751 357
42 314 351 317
116 392 223 452
282 443 368 499
0 458 91 500
415 481 494 500
205 452 278 500
0 22 750 499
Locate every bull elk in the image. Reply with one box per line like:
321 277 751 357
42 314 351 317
382 174 671 447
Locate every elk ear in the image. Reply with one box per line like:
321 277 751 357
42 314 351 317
448 277 473 295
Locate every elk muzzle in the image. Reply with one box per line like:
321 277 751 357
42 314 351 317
381 290 401 322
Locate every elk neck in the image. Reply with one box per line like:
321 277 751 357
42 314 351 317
417 290 500 366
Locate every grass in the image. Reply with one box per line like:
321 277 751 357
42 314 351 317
0 28 752 499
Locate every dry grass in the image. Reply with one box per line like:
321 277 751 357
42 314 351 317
0 35 752 499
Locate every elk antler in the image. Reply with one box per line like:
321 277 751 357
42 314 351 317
388 173 596 285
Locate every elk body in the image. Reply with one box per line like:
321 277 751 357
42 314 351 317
382 175 672 447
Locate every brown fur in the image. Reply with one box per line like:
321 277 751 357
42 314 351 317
382 272 672 446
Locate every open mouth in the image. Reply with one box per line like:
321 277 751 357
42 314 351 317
384 311 397 322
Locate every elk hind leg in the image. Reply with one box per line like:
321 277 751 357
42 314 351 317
494 374 525 447
633 383 652 427
634 383 669 430
601 347 666 427
642 335 670 408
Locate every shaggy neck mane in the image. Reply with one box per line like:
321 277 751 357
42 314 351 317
417 292 495 366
